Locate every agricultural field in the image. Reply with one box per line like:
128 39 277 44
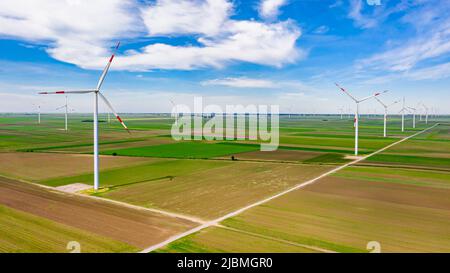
0 205 138 253
158 122 450 253
0 176 197 251
97 162 332 219
0 113 449 253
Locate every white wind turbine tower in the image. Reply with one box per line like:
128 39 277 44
39 42 129 191
408 106 417 129
398 97 409 132
170 98 180 125
421 103 429 124
338 107 344 119
335 83 387 156
56 95 71 131
374 96 398 137
33 103 41 124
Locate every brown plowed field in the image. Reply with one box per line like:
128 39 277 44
0 176 197 249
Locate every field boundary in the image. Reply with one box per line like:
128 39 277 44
140 123 440 253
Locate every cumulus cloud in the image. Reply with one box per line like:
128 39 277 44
141 0 232 37
0 0 302 71
258 0 288 20
116 20 301 70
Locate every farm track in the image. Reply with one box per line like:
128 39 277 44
140 123 440 253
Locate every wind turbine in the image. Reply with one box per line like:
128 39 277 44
39 42 128 191
398 97 410 132
374 96 398 137
56 96 70 131
338 107 344 119
408 106 417 129
335 83 386 156
170 98 180 125
421 103 429 124
33 103 41 124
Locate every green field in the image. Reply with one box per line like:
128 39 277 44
156 226 319 253
102 141 259 159
1 113 449 253
41 159 227 187
158 123 450 253
97 162 332 219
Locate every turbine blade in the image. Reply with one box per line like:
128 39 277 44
98 92 130 133
374 96 387 107
335 83 357 102
96 42 120 91
39 90 96 94
388 100 399 107
359 90 388 102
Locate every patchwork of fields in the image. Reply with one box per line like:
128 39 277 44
0 114 449 252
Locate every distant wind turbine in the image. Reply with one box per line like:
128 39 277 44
421 103 429 124
39 42 129 191
407 106 417 129
374 96 398 137
170 98 180 125
56 96 71 131
398 97 410 132
33 103 41 124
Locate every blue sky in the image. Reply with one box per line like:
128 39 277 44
0 0 449 114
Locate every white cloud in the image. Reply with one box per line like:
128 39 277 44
201 77 277 88
357 31 450 72
354 0 450 81
347 0 378 29
347 0 414 29
405 62 450 81
259 0 287 20
141 0 232 37
0 0 301 71
313 25 330 34
115 20 301 70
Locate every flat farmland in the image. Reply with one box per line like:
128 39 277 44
98 162 333 219
102 141 259 159
0 152 157 181
161 173 450 252
156 226 319 253
0 205 138 253
220 149 322 162
2 114 448 253
360 124 450 170
40 159 229 187
0 177 197 250
158 123 450 253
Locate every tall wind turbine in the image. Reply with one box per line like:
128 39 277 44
374 96 398 137
56 96 70 131
39 42 128 191
335 83 386 156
